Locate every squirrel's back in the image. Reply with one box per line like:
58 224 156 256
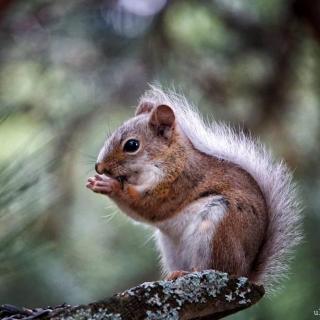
140 86 303 293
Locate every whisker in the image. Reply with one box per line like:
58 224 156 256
105 120 115 140
80 160 96 168
84 167 94 175
141 232 156 247
64 143 98 161
79 153 97 161
104 203 115 210
101 210 117 223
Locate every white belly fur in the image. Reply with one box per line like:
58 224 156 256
155 195 227 274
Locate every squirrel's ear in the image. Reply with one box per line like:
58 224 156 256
149 104 175 138
135 102 154 116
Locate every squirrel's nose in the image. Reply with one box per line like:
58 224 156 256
94 162 104 174
95 162 111 176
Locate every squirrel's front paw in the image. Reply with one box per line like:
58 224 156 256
86 174 120 196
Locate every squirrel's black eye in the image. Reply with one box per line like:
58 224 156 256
123 139 140 153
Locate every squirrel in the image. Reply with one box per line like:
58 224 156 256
86 86 302 293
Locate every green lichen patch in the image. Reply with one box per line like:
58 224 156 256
53 306 122 320
121 270 233 319
44 270 264 320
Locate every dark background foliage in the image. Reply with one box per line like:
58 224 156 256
0 1 319 319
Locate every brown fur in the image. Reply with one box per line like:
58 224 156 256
93 104 268 281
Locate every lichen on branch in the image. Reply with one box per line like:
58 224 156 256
44 270 264 320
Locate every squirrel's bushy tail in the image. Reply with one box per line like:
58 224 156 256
140 85 303 293
247 162 302 292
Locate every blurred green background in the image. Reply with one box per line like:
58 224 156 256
0 0 319 319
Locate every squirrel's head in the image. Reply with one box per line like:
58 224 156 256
95 102 185 186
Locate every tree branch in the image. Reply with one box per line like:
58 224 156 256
1 270 264 320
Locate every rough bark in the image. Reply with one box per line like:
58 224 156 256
0 270 264 320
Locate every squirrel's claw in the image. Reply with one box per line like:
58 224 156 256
165 270 190 281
